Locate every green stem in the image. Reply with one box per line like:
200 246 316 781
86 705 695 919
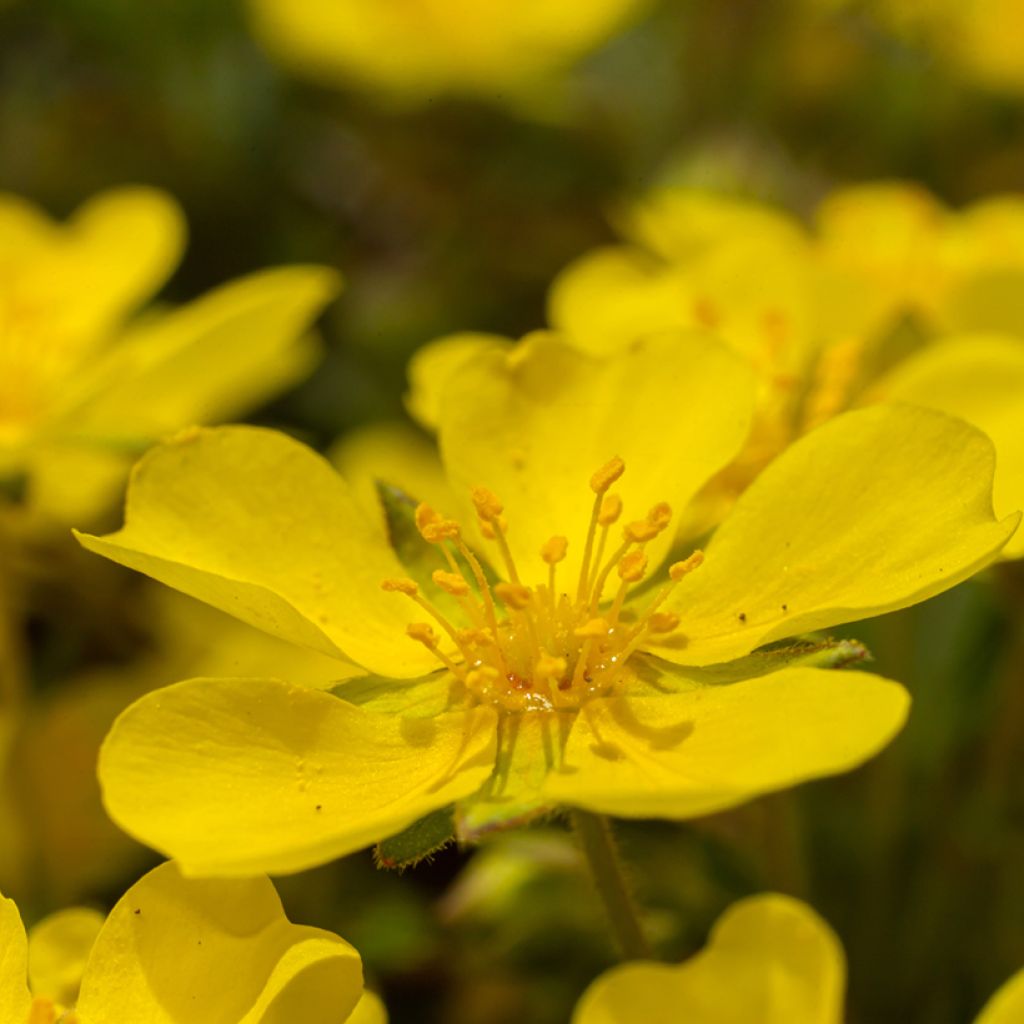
570 810 652 961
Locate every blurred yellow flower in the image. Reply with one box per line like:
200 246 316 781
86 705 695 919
75 333 1015 875
813 0 1024 96
0 187 340 525
0 859 383 1024
549 183 1024 553
246 0 649 108
572 892 1024 1024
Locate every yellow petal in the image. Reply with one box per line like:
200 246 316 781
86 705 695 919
439 331 755 588
76 860 364 1024
328 420 454 524
976 967 1024 1024
405 332 511 430
0 888 32 1021
871 334 1024 558
76 426 438 677
4 188 184 350
619 188 806 264
66 266 339 442
98 677 497 875
545 666 907 819
548 246 694 356
649 404 1019 666
347 991 388 1024
572 892 844 1024
27 908 103 1008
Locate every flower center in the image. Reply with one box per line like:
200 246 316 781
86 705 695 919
381 457 703 713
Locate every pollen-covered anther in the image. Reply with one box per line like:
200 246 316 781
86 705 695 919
618 549 648 583
432 569 470 597
457 627 494 647
381 577 418 596
414 502 441 535
669 550 705 581
471 486 504 522
647 611 680 634
541 535 568 564
590 456 625 495
421 519 461 543
598 493 623 526
406 622 438 646
494 581 532 610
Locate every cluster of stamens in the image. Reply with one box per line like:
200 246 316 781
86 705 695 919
381 458 703 713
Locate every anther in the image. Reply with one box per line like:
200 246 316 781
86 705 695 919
406 622 438 647
598 493 623 526
471 486 504 522
646 502 673 530
381 577 418 596
422 519 461 543
536 652 567 682
670 550 705 581
575 617 610 638
432 570 470 597
647 611 680 634
415 502 441 536
590 456 626 495
617 550 648 583
494 582 532 610
541 535 568 564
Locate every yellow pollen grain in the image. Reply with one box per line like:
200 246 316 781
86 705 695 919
670 550 705 581
618 549 648 582
471 485 504 521
381 577 418 596
575 617 610 638
432 569 470 596
590 456 625 494
494 581 531 610
598 493 623 526
541 535 568 564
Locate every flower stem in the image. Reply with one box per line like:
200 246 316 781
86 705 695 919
570 809 652 960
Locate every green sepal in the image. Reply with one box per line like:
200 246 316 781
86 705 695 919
333 672 457 718
375 806 457 870
684 636 870 686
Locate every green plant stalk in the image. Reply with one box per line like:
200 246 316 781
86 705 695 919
570 809 652 961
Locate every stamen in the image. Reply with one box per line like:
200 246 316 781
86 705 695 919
541 535 568 607
632 549 705 635
407 622 463 677
382 577 467 655
577 457 626 602
610 549 647 623
472 486 521 583
494 582 532 610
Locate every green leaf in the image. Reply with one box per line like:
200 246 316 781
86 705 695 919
375 806 456 870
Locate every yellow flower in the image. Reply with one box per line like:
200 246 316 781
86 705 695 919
572 892 1024 1024
0 187 339 524
0 860 383 1024
246 0 649 108
77 332 1016 874
548 184 1024 553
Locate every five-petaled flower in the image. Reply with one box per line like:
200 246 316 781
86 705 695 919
77 331 1018 875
